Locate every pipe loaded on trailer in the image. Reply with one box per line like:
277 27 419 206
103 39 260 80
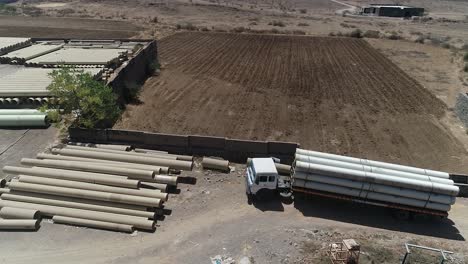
290 149 459 217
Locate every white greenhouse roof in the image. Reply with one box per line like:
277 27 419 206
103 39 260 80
0 37 31 51
28 48 125 65
0 65 103 96
1 43 64 60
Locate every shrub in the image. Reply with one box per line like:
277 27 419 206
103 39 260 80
249 21 258 26
176 22 197 31
363 30 380 38
271 20 286 27
441 43 451 49
42 67 121 129
271 28 279 34
299 9 307 14
349 29 362 38
292 30 306 35
464 53 468 61
297 22 309 27
151 16 158 23
464 64 468 72
328 32 336 37
414 35 425 43
0 3 17 15
199 26 210 32
340 23 356 28
232 26 246 33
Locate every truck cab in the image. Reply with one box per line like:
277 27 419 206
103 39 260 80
245 158 279 197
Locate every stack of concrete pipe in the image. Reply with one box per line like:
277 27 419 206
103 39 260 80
0 143 191 233
0 206 41 231
292 149 459 212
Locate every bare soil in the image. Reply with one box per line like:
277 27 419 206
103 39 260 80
116 32 468 172
0 15 142 38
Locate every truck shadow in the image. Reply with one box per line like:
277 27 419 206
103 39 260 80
293 195 465 241
251 194 285 212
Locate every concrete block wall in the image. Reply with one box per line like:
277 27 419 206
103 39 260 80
69 128 299 164
455 93 468 128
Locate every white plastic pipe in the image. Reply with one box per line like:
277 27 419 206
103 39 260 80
0 207 40 219
294 172 455 205
0 219 40 230
296 149 449 179
293 179 450 212
294 161 459 196
295 154 453 185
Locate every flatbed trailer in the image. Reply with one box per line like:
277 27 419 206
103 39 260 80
292 187 448 217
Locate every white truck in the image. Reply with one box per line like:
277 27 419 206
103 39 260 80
245 158 292 201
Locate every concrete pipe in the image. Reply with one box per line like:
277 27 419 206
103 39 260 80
0 115 49 127
0 219 40 230
36 153 168 174
0 207 40 219
275 163 291 175
27 97 35 104
202 157 230 172
0 179 5 188
64 145 178 160
18 175 168 201
4 98 12 104
0 98 4 105
0 109 44 115
8 181 162 207
134 148 168 154
68 142 131 151
0 200 155 230
140 182 168 191
21 158 155 180
52 148 193 171
52 216 134 233
1 193 156 219
4 190 148 211
12 98 20 105
34 98 42 104
144 175 178 186
3 166 140 189
0 188 10 194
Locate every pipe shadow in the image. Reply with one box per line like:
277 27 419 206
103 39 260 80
178 176 197 185
293 194 465 241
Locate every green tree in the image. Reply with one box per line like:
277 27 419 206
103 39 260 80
42 67 121 129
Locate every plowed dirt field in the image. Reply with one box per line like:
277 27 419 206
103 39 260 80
116 32 468 172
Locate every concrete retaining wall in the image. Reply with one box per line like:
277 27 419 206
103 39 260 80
69 128 299 163
108 40 158 104
455 93 468 128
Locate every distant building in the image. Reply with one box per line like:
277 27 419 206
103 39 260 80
361 4 424 18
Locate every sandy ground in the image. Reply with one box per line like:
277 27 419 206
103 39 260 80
0 127 58 179
0 162 467 263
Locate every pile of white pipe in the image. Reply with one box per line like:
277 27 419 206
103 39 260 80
292 149 459 212
0 143 193 233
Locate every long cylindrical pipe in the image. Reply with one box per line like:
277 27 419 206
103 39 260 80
0 91 50 96
0 207 40 219
69 142 131 151
0 200 155 230
294 172 456 205
1 193 156 219
8 181 162 207
21 158 155 180
134 148 168 154
0 109 44 115
64 145 178 160
293 179 450 212
51 148 193 171
295 154 453 185
142 175 178 186
52 216 134 233
140 182 168 191
0 115 49 127
0 219 40 230
3 166 140 189
296 149 449 179
3 190 148 211
202 157 229 172
17 176 168 201
36 153 169 174
294 161 459 196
